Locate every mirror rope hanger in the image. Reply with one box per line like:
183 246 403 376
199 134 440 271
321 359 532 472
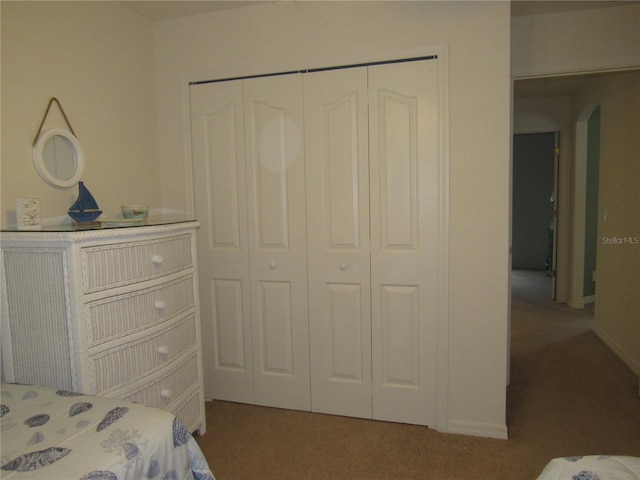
33 97 77 146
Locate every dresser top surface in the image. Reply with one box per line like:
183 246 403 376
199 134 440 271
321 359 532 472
1 217 199 243
2 216 197 233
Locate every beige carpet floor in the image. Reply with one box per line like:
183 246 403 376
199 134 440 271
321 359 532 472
196 270 640 479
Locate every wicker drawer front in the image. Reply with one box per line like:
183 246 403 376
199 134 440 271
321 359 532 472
2 248 75 391
82 234 193 293
91 314 197 392
86 275 195 347
121 354 199 410
173 389 202 433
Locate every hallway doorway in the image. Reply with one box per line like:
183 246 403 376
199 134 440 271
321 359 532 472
512 132 558 300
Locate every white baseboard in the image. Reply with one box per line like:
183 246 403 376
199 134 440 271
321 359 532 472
583 295 595 304
445 419 508 440
593 325 640 376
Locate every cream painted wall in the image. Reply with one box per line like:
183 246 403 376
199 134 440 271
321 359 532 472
153 1 511 437
511 3 640 78
572 72 640 375
1 2 160 226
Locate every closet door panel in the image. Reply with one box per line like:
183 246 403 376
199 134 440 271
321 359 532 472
190 81 254 403
304 68 372 418
369 59 440 426
256 280 294 374
378 93 418 249
213 279 247 370
381 285 419 385
244 75 310 411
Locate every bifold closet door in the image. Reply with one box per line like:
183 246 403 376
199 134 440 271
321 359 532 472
243 75 310 411
191 58 441 425
369 59 440 426
190 74 310 411
304 67 372 418
190 80 254 404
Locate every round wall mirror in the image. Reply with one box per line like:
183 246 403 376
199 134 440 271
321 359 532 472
33 128 85 188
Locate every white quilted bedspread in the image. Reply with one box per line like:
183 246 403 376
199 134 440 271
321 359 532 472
1 383 214 480
537 455 640 480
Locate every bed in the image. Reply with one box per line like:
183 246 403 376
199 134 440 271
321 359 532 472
0 383 215 480
537 455 640 480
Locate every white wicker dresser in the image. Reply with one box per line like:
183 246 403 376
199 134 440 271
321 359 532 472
0 220 206 434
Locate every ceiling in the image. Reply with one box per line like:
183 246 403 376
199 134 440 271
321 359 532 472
121 1 634 22
121 1 260 21
510 0 633 17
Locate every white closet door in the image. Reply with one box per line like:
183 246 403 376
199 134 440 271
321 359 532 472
304 68 372 418
243 74 311 410
369 60 440 426
190 80 254 403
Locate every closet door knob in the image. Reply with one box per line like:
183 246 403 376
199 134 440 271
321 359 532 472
269 262 277 270
151 255 164 265
154 300 167 310
157 346 169 356
340 263 347 271
160 389 172 400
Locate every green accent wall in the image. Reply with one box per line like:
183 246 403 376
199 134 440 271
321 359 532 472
584 106 601 297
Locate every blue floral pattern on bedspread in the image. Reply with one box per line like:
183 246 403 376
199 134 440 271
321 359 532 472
537 455 640 480
573 471 601 480
1 383 215 480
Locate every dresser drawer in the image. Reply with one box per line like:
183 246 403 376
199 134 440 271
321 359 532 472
82 234 193 293
120 354 199 411
172 388 203 434
90 314 198 393
86 275 195 347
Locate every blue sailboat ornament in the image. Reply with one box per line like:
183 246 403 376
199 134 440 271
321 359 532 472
68 181 102 222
